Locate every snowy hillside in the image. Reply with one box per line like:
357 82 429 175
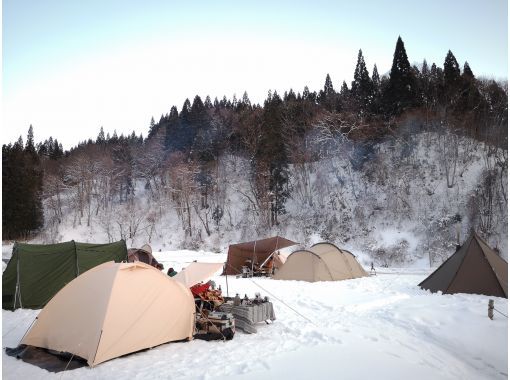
19 131 506 268
2 250 507 380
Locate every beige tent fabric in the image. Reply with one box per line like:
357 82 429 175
312 243 367 279
22 262 195 366
273 242 367 282
173 262 224 287
273 251 289 269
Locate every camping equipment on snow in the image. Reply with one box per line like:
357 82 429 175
273 242 367 282
218 295 276 334
127 244 163 269
173 262 224 288
223 236 298 276
2 240 128 310
20 261 195 367
192 282 225 310
194 310 235 341
419 233 507 298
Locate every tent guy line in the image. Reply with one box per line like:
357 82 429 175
223 261 318 327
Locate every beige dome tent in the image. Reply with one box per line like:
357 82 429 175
21 261 195 366
273 242 367 282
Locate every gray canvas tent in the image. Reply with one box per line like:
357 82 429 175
2 240 127 310
273 242 367 282
419 233 507 298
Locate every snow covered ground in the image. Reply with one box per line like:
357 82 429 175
2 250 508 380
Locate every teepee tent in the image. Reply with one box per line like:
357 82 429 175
2 240 127 310
419 233 507 298
273 242 367 282
223 236 298 275
21 262 195 366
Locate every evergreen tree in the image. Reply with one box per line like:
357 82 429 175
255 91 290 225
25 125 36 156
97 126 106 144
462 61 474 80
372 64 380 87
180 99 191 118
3 133 44 239
340 81 349 96
303 86 310 100
321 74 336 111
351 49 374 110
204 95 213 108
148 116 158 138
324 73 334 96
444 50 461 93
385 36 416 114
111 130 119 143
421 59 429 77
242 91 251 108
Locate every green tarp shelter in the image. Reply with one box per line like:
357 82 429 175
2 240 127 310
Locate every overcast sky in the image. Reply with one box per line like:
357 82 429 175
3 0 508 148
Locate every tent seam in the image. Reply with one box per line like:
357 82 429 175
445 236 474 294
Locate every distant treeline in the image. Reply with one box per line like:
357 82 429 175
2 36 507 240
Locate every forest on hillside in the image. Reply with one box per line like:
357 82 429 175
2 37 507 261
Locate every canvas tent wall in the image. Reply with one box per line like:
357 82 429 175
2 240 127 310
21 262 195 367
419 233 507 298
223 236 298 275
174 262 224 288
273 242 367 282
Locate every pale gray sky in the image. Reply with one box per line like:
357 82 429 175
3 0 508 148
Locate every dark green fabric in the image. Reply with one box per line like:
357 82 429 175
76 241 127 275
2 240 127 310
2 248 20 309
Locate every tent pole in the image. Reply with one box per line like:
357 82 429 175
260 251 276 269
251 241 256 277
14 250 20 309
224 263 229 297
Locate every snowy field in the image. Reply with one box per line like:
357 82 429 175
2 250 508 380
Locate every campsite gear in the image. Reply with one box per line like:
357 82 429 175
21 262 195 367
219 297 276 334
173 262 224 288
2 240 127 310
194 311 235 341
273 242 367 282
223 236 298 276
419 233 508 298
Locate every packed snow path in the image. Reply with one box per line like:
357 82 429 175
2 250 507 380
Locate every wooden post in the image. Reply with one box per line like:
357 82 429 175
488 299 494 320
